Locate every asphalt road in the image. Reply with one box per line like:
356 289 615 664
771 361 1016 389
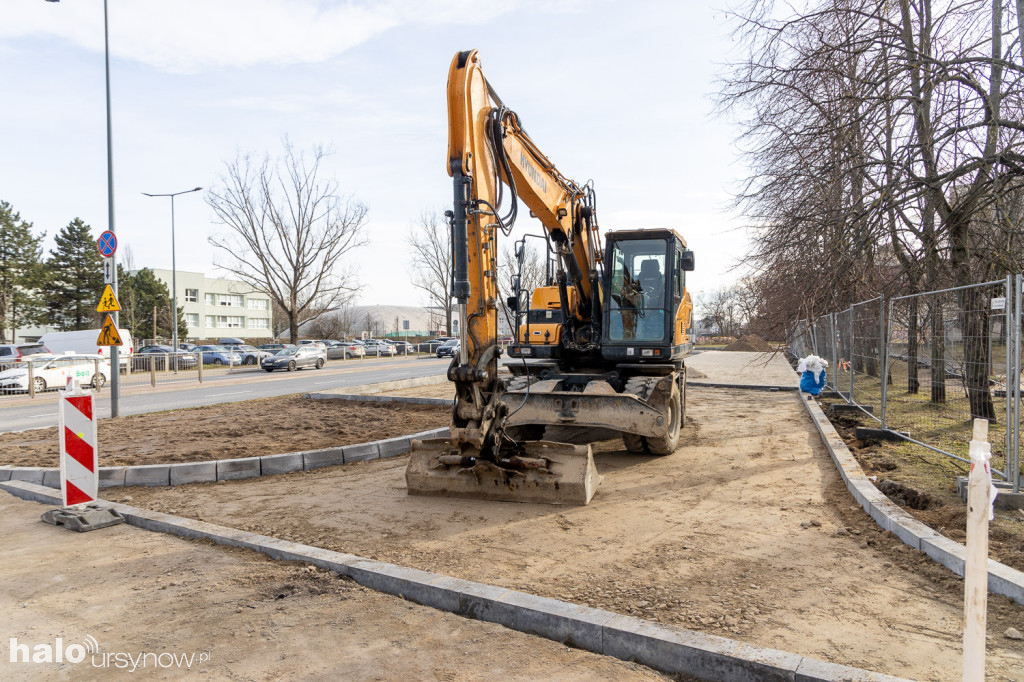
0 357 451 433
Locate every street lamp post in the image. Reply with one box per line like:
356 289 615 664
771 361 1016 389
142 187 203 355
45 0 124 415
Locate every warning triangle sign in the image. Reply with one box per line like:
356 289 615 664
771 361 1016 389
97 314 123 346
96 284 121 312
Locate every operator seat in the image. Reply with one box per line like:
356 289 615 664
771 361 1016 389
639 259 664 307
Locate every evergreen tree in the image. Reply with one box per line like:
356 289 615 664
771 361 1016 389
41 218 103 330
117 266 188 341
0 202 46 342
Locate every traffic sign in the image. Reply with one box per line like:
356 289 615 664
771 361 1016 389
103 257 114 284
97 314 123 346
96 284 121 312
97 230 117 258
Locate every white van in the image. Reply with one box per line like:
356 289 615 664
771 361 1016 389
37 328 134 373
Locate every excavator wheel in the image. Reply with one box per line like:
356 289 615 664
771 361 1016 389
620 381 684 456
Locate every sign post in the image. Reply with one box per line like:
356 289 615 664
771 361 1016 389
96 230 120 417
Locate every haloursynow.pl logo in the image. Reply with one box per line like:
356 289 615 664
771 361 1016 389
9 636 211 671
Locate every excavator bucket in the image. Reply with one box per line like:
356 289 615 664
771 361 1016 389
406 438 601 505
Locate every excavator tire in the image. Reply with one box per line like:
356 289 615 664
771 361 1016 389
642 386 682 455
620 375 683 456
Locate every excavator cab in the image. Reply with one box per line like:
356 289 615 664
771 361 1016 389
603 230 695 362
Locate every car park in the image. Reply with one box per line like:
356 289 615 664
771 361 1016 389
131 346 199 371
0 343 50 370
0 353 111 393
362 339 394 356
258 343 293 353
222 343 272 365
193 345 244 365
389 340 415 355
436 339 460 358
261 346 325 372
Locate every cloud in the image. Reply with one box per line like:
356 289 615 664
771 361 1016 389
0 0 519 73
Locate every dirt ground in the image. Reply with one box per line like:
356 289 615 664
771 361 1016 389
120 386 1024 681
0 494 668 681
0 397 449 467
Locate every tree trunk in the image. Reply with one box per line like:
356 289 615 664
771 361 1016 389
961 287 996 421
907 299 920 394
930 298 946 404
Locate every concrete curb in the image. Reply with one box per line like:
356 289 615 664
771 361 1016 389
799 392 1024 605
687 382 797 392
0 426 450 490
0 479 907 682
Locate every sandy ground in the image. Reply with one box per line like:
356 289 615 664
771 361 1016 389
0 494 669 681
119 386 1024 681
0 397 449 467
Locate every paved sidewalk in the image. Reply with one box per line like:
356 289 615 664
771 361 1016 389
686 351 797 388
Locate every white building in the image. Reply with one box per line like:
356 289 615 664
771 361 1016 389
147 269 273 341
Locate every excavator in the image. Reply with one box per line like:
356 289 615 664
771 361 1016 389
406 49 695 505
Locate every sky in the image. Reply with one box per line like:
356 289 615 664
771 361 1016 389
0 0 751 309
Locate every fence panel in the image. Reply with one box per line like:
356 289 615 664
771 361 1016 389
834 308 853 402
849 297 884 421
886 281 1010 475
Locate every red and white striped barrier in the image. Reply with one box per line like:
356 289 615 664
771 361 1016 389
58 380 98 506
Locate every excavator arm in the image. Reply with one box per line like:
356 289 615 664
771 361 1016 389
406 49 601 505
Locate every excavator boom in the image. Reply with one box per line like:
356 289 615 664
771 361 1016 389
406 49 602 505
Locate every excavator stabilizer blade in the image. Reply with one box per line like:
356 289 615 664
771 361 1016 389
405 438 601 505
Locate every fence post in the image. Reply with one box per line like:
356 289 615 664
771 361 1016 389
150 357 157 388
881 296 890 430
849 307 855 402
93 358 100 389
197 354 203 383
831 313 838 390
1011 274 1019 491
28 360 35 398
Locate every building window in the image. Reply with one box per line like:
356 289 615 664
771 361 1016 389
205 293 216 306
184 289 198 303
219 294 243 307
216 315 243 328
205 315 217 328
186 313 199 327
247 298 269 311
247 317 269 329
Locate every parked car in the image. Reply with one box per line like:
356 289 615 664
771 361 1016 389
424 337 456 353
0 354 111 393
38 328 134 373
193 345 244 365
436 339 460 358
258 343 293 352
222 343 272 365
0 343 50 370
261 346 325 372
178 343 197 352
362 339 394 356
390 340 414 355
131 345 199 371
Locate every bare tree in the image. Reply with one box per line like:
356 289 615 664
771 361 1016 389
408 210 453 335
206 140 368 344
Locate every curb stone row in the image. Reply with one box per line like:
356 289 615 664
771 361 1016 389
0 479 907 682
0 427 450 489
799 391 1024 605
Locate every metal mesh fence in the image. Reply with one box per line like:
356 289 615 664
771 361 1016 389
834 307 853 402
886 282 1011 475
850 297 883 421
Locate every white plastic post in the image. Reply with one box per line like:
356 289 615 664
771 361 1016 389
963 418 997 682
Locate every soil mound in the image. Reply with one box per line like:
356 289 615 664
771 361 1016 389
723 334 773 352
